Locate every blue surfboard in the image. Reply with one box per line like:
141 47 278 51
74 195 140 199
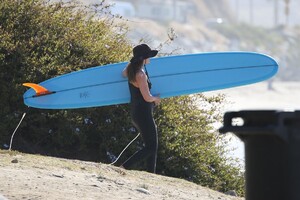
23 52 278 109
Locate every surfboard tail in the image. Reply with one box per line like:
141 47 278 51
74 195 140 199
23 83 53 96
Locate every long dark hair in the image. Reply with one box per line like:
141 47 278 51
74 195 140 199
127 60 144 83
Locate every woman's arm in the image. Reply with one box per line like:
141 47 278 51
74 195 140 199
122 64 129 77
136 72 161 105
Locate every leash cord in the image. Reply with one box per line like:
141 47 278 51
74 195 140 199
8 107 139 166
109 132 140 165
9 111 28 151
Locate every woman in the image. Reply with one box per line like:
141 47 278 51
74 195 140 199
121 44 161 173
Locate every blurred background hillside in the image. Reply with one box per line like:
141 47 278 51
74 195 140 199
71 0 300 81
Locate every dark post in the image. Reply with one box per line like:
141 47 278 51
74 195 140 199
219 110 300 200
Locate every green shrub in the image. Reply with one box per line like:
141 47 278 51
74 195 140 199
156 94 244 195
0 0 132 156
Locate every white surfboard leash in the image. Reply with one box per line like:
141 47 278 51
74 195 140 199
109 132 140 165
9 107 30 151
8 106 139 166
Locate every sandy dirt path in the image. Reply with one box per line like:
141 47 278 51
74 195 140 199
0 151 243 200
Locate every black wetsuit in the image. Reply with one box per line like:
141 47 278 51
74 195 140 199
122 78 158 173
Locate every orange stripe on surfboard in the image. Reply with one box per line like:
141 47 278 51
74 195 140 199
23 83 51 96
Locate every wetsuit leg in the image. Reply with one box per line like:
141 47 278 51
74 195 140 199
122 105 158 173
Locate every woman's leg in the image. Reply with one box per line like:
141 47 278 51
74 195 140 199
121 107 158 173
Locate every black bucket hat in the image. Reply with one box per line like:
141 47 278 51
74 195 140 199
130 44 158 63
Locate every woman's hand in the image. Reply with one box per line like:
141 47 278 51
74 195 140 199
153 95 161 106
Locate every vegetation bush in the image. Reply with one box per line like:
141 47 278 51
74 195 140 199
0 0 132 159
156 94 244 195
0 0 244 196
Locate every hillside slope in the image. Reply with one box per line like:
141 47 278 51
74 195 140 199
0 151 243 200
